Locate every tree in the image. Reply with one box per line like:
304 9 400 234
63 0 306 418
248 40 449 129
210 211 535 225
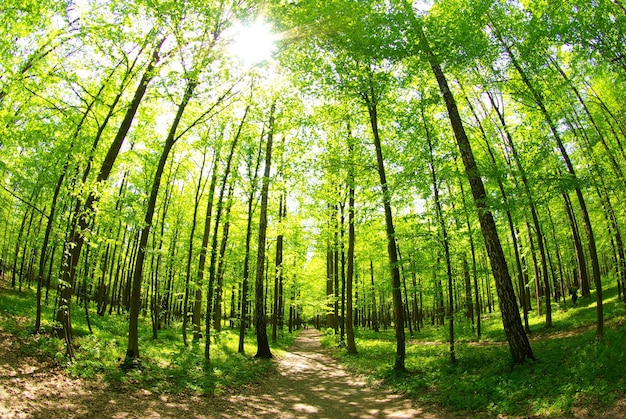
57 34 166 359
125 77 197 365
345 124 358 354
360 70 407 371
407 8 534 364
254 102 276 359
423 102 456 362
238 124 263 354
488 12 603 338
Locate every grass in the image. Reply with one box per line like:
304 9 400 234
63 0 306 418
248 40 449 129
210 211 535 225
322 281 626 417
3 277 625 417
0 281 296 396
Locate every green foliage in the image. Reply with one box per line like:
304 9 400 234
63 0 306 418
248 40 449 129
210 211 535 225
319 327 337 347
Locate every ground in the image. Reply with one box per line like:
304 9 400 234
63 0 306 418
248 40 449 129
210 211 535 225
1 328 449 418
2 297 625 418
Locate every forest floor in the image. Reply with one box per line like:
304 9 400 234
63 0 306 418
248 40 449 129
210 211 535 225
1 327 452 419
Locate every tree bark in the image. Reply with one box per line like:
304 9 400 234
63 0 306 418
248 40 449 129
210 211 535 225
361 78 406 371
254 103 276 359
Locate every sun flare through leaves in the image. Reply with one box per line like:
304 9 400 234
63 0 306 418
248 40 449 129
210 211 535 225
230 19 276 64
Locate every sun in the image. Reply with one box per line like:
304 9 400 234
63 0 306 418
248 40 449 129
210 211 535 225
230 19 276 64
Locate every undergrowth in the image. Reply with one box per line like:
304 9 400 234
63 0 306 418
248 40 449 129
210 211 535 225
322 280 626 417
0 280 296 396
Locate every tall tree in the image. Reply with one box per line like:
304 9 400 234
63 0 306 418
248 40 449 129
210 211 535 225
423 104 455 362
254 102 276 359
238 125 264 354
345 125 357 354
57 35 166 358
488 15 603 339
407 8 534 364
360 70 406 371
125 78 198 365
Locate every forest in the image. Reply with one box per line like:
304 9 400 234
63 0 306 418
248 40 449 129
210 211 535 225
1 0 626 417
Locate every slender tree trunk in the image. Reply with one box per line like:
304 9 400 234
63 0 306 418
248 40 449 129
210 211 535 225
562 191 588 294
340 201 346 342
423 111 455 361
552 59 626 186
456 161 482 338
205 106 247 359
194 146 221 341
183 148 209 345
492 24 603 338
58 38 165 358
567 105 626 310
370 260 379 332
333 202 340 333
485 89 551 327
361 79 406 371
346 131 357 354
272 194 285 343
238 137 263 353
254 103 276 359
213 184 235 334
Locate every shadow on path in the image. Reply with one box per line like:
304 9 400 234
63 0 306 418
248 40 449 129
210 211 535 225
218 329 441 418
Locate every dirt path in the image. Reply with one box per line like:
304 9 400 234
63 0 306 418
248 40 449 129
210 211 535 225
219 329 442 418
1 329 444 418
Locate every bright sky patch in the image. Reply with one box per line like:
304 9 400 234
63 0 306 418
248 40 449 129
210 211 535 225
230 20 276 65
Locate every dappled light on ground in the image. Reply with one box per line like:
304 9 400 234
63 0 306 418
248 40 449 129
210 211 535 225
219 329 434 418
1 328 441 418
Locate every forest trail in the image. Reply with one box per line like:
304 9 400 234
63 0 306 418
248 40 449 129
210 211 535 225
1 327 449 419
217 328 444 418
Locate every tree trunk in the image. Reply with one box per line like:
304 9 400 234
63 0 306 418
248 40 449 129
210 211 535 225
213 183 235 333
423 110 455 361
493 24 603 338
485 89 552 327
362 79 406 371
370 260 379 332
205 107 246 358
413 20 534 363
254 103 276 359
194 146 221 341
238 135 263 353
183 148 209 345
456 161 482 338
346 131 357 354
58 38 165 359
272 193 285 343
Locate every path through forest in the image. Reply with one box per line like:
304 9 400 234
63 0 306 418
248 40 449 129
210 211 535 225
218 329 442 418
1 327 447 418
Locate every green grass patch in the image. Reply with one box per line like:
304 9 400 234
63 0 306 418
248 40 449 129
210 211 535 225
323 281 626 417
0 281 297 396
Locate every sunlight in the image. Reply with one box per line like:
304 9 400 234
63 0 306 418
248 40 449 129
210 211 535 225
413 0 433 14
230 19 276 64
